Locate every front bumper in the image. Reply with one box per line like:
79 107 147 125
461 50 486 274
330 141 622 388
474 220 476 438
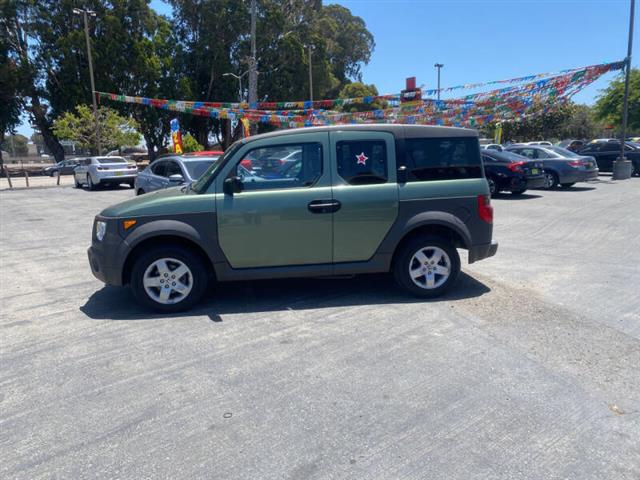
87 218 131 286
468 241 498 264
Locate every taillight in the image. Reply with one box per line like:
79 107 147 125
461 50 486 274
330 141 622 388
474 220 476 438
567 160 582 168
507 161 525 173
478 195 493 224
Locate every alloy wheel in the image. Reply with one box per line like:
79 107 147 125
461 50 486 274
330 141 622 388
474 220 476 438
143 258 193 305
408 246 451 290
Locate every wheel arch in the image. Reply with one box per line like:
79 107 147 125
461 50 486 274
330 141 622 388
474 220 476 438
122 225 215 285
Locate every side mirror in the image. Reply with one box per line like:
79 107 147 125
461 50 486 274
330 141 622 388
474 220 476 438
223 176 243 195
168 173 184 183
397 165 408 184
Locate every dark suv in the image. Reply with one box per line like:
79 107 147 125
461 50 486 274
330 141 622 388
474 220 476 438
579 140 640 175
88 125 498 311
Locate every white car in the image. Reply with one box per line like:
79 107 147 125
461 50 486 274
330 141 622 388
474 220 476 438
74 156 138 190
526 141 553 146
481 144 503 151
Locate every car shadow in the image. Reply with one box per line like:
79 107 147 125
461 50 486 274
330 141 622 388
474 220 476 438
492 193 542 201
80 272 491 322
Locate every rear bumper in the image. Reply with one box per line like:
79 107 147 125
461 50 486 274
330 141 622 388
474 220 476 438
559 170 598 184
468 241 498 264
96 174 137 183
525 175 546 189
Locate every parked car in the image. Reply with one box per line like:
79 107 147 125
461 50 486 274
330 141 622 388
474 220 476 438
74 156 138 190
42 158 81 176
481 149 545 195
481 144 503 151
87 124 498 312
578 140 640 175
525 141 553 146
557 139 586 153
505 145 598 188
135 153 221 195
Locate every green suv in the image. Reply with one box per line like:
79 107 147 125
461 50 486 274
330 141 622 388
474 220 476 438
88 125 497 311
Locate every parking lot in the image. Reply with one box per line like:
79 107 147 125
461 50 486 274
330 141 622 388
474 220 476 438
1 178 639 479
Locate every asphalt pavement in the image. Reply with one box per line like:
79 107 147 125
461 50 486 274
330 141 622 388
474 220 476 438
1 178 639 479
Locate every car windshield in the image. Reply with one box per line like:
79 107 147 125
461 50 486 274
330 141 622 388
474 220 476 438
97 157 126 164
183 159 218 179
191 142 242 193
547 146 579 157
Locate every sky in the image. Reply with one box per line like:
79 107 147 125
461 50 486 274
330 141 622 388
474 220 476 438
16 0 639 138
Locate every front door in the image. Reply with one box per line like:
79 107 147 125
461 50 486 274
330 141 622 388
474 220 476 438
216 133 333 268
329 131 399 263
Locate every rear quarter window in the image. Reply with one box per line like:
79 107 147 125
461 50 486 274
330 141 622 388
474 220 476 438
405 137 482 181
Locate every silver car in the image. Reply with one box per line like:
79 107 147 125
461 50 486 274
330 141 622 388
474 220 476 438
74 156 138 190
134 154 220 195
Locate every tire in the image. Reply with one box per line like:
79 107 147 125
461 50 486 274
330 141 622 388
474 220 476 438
87 174 97 191
543 171 558 189
130 245 209 312
136 189 145 196
393 235 461 298
510 188 527 195
74 176 82 188
560 182 575 189
487 177 498 197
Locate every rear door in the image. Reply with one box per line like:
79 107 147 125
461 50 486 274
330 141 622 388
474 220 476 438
329 131 399 263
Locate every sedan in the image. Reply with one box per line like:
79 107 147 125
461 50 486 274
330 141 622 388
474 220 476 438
135 153 220 195
578 140 640 175
42 158 80 176
74 156 138 190
505 145 598 189
481 149 545 196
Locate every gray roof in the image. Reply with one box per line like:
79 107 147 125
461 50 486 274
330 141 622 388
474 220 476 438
240 124 478 145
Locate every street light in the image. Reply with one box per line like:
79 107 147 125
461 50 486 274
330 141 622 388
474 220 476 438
72 8 101 154
434 63 444 101
223 71 249 103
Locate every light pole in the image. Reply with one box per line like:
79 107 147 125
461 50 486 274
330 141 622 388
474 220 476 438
223 71 249 103
72 8 101 154
248 0 258 107
308 45 314 102
434 63 444 100
612 0 635 180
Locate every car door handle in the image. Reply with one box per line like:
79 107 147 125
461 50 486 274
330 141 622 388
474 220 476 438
308 199 341 214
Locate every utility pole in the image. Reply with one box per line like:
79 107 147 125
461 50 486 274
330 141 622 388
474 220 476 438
434 63 444 101
248 0 258 107
613 0 635 180
308 46 313 102
73 8 101 155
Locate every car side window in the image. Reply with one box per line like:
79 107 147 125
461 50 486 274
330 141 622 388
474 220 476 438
151 161 167 177
165 161 182 177
405 137 482 181
336 140 388 185
233 143 322 191
518 148 536 159
536 149 550 159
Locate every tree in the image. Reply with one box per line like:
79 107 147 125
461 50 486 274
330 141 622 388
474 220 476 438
0 5 23 167
594 68 640 135
181 133 203 153
0 134 29 157
337 82 385 112
53 105 140 153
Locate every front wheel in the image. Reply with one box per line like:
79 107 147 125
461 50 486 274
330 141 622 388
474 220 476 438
130 245 209 312
393 235 461 298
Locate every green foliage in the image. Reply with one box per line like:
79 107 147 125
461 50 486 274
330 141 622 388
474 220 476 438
594 68 640 134
53 105 140 153
181 133 203 153
0 134 29 156
337 82 385 112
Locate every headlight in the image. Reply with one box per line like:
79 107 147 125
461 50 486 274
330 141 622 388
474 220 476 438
95 220 107 242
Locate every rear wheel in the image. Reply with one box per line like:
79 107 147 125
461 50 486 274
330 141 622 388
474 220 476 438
543 171 558 189
393 235 461 298
87 174 97 191
560 182 575 189
136 189 145 196
130 245 208 312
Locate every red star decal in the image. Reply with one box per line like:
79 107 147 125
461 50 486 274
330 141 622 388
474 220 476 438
356 152 368 165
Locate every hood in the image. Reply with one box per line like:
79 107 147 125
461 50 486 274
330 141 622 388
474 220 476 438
100 186 214 218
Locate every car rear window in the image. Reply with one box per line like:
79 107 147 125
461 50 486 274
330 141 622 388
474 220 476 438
405 137 482 181
97 157 126 164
